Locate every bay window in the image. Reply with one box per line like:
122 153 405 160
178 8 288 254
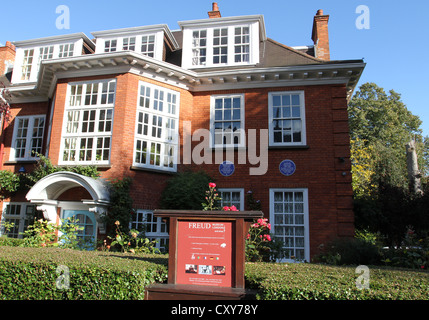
60 80 116 165
133 82 180 172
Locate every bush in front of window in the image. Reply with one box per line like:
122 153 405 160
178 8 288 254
0 170 20 199
160 170 213 210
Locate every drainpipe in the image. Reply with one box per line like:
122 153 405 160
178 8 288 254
0 111 6 170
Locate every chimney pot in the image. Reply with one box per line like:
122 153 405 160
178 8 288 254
317 9 324 15
208 2 221 18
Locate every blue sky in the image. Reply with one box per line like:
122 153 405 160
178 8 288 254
2 0 428 136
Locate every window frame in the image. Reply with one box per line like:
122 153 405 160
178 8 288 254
21 49 34 81
218 188 244 211
268 91 306 147
210 93 245 149
0 202 40 239
9 114 46 161
269 188 310 262
133 81 180 172
59 79 116 166
182 22 259 69
130 209 169 252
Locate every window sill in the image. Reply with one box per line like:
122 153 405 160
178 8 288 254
56 164 112 170
130 165 177 175
209 146 247 151
268 145 309 150
4 160 38 165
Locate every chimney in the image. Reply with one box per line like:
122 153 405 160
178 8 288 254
0 41 16 75
311 9 330 60
208 2 221 18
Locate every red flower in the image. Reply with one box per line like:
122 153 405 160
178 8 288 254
230 205 238 211
209 182 216 188
223 206 230 211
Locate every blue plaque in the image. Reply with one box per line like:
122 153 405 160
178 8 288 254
279 159 296 176
219 161 235 176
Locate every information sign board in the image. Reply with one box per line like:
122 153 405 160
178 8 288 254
176 220 233 287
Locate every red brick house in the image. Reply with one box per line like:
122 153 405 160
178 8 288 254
0 4 365 262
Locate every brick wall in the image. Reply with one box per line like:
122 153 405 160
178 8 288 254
1 73 353 260
187 84 353 257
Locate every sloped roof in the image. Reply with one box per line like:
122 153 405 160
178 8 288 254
259 38 322 68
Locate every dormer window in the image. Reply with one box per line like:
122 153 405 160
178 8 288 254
141 35 155 57
234 26 250 63
122 37 136 51
11 33 94 84
59 43 74 58
192 30 207 66
213 28 228 64
104 40 117 52
39 46 54 61
179 15 265 69
92 25 178 62
21 49 34 81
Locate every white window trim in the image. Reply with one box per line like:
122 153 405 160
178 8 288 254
0 202 37 238
12 40 83 84
132 81 180 172
269 188 310 263
9 114 46 161
268 91 307 147
96 32 163 60
59 79 116 166
210 93 246 149
218 188 244 211
131 209 169 251
181 21 260 69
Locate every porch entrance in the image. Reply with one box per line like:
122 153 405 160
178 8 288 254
62 209 97 247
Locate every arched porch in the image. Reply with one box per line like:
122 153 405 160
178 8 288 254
25 171 110 235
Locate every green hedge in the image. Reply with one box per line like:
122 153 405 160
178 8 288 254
0 247 168 300
245 262 429 300
2 247 428 300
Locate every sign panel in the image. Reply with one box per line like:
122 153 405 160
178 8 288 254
176 221 233 287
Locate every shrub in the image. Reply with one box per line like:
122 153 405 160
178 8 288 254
0 247 168 300
103 177 135 237
160 171 213 210
315 237 383 266
0 170 20 199
245 262 429 300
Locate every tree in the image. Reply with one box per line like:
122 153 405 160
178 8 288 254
348 82 429 192
349 83 429 245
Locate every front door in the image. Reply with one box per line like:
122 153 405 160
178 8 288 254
63 210 96 249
